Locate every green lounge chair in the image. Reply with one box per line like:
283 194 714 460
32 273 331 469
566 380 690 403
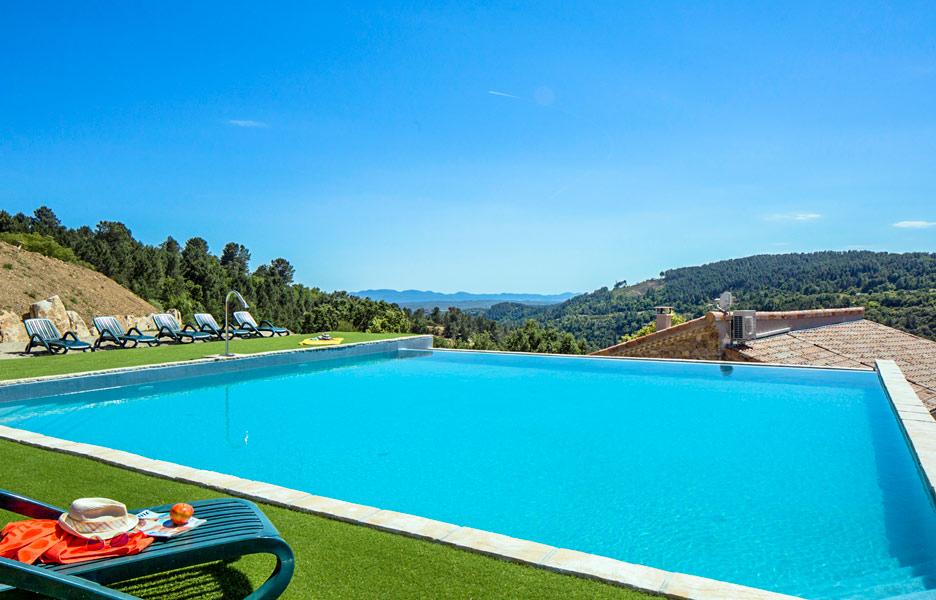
233 311 289 337
0 488 294 599
152 314 213 344
92 316 159 349
193 313 256 341
23 319 93 355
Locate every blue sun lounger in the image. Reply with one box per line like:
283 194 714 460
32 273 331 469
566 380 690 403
23 319 93 354
92 316 159 349
152 313 213 344
0 488 294 599
233 312 289 337
193 313 256 341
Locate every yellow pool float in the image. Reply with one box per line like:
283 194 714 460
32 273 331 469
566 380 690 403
299 337 343 346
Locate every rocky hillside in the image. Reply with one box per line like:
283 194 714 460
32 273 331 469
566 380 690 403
0 241 158 341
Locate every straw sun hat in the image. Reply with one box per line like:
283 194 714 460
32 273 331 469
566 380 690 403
58 498 139 540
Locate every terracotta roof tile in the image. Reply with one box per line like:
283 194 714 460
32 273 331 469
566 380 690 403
737 320 936 408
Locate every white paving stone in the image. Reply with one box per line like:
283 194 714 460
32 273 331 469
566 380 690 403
363 510 459 541
662 572 800 600
542 548 668 593
230 481 312 507
291 495 380 521
189 469 257 491
442 527 555 564
0 425 46 443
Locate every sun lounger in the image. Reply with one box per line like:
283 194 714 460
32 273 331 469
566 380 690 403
0 488 294 599
92 316 159 349
233 312 289 337
193 313 256 340
152 314 212 344
23 319 93 355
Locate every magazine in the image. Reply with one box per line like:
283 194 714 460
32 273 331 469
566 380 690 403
135 510 207 538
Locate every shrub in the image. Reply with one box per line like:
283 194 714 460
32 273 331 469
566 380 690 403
619 313 687 343
0 232 84 265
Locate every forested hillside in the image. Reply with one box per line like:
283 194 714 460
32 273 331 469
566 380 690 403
0 207 588 354
482 252 936 348
6 207 931 354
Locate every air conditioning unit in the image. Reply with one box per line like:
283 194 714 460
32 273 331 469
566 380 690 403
731 310 757 341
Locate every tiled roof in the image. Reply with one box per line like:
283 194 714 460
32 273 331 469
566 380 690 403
735 319 936 406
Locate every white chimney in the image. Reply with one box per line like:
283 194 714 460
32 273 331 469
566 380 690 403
655 306 674 331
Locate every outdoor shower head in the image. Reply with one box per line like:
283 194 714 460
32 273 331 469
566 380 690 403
235 291 248 309
228 290 249 309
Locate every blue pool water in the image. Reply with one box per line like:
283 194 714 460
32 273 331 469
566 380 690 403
3 349 936 599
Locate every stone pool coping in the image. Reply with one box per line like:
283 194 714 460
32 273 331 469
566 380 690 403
5 340 886 600
877 359 936 503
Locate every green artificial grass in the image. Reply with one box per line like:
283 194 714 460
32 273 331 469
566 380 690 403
0 439 657 599
0 332 414 382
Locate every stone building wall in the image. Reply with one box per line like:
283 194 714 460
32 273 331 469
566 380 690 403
604 323 722 360
591 313 724 360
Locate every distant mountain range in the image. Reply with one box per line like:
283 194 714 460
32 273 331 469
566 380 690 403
351 289 579 311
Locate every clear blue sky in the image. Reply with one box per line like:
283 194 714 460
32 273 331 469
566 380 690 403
1 2 934 294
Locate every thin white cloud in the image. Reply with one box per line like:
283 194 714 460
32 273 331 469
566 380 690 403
766 213 822 221
893 220 936 228
548 185 568 201
227 119 267 128
488 90 518 99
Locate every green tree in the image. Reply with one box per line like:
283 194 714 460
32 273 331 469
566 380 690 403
161 237 182 280
619 314 687 343
470 331 497 350
31 206 64 238
181 237 224 316
268 258 295 286
221 243 251 279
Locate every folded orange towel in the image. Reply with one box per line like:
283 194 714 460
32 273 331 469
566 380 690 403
0 519 153 564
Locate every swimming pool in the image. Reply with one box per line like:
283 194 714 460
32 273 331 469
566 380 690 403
2 348 935 599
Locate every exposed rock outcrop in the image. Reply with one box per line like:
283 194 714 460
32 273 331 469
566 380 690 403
66 310 91 338
167 308 183 326
0 310 28 343
135 314 156 332
29 295 70 335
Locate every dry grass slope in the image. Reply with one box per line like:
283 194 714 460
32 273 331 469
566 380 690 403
615 279 663 297
0 240 157 322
